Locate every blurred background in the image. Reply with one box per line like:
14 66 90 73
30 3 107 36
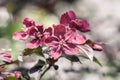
0 0 120 80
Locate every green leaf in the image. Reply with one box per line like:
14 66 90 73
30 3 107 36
93 57 103 67
79 55 102 67
23 47 43 57
21 78 26 80
5 76 18 80
64 55 82 63
37 59 45 66
16 68 30 80
29 59 45 74
5 76 26 80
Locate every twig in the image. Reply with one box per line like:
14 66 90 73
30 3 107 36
0 60 19 66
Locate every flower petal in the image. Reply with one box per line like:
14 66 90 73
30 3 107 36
70 20 90 32
53 24 66 39
78 20 90 32
78 45 94 61
50 46 62 60
60 12 69 26
60 10 76 25
27 39 40 49
65 28 86 44
64 28 76 41
92 44 103 51
67 10 76 20
23 18 35 28
27 27 37 37
45 37 59 48
63 43 79 55
36 23 43 34
71 33 86 44
40 27 52 45
13 31 29 40
44 27 52 38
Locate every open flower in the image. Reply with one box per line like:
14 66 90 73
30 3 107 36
26 23 52 49
0 52 13 63
13 18 52 49
60 10 90 32
45 24 86 60
13 18 35 40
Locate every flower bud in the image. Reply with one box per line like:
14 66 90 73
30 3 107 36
0 52 13 63
14 71 22 79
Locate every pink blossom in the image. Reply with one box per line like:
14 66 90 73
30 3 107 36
86 40 103 51
13 18 35 40
14 71 22 78
0 52 13 63
13 18 52 49
45 24 86 60
92 44 103 51
23 18 35 28
70 20 90 32
60 10 76 26
13 31 29 40
26 24 52 49
60 10 90 32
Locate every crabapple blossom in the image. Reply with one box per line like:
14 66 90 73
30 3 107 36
26 23 52 49
0 52 13 63
45 24 86 60
60 10 90 32
10 10 103 80
13 18 52 49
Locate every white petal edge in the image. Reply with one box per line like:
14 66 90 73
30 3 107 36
78 45 94 61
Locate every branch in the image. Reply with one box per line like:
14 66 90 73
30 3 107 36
0 60 19 66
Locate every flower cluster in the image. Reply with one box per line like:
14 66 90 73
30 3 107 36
13 10 103 60
0 10 103 80
0 11 103 80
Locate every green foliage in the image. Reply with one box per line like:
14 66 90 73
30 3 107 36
23 47 43 56
5 76 18 80
37 59 45 66
64 54 82 63
17 68 30 80
81 56 102 67
93 57 102 67
5 76 26 80
29 59 45 73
